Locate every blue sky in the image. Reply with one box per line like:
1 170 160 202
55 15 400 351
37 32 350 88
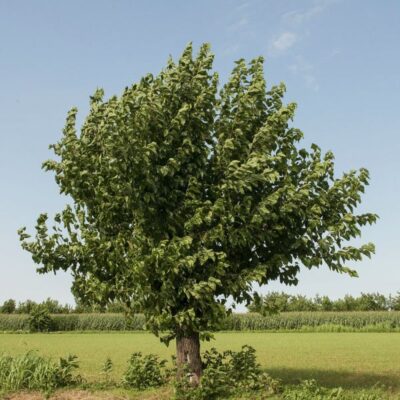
1 0 399 306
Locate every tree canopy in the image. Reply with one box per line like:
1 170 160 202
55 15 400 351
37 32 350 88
19 43 376 378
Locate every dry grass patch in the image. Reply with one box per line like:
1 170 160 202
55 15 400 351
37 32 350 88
1 388 173 400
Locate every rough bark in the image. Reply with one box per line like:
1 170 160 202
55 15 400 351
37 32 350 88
176 331 202 385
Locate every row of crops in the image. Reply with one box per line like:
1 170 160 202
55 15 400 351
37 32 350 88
223 312 400 331
1 312 400 332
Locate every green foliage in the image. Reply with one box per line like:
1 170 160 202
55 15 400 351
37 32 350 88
28 305 54 332
2 312 400 332
390 292 400 311
0 351 80 393
0 314 29 331
101 357 113 385
0 298 72 314
101 357 113 374
0 299 16 314
74 299 129 313
0 313 145 332
122 352 168 389
248 292 397 314
104 301 127 313
19 43 377 343
283 380 384 400
223 312 400 331
39 298 73 314
29 312 144 331
15 299 36 314
174 345 280 399
50 313 145 331
0 298 130 315
283 380 344 400
2 292 398 317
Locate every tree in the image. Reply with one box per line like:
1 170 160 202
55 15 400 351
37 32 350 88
389 292 400 311
357 292 388 311
317 295 334 311
18 43 377 383
247 292 291 314
0 299 16 314
15 299 37 314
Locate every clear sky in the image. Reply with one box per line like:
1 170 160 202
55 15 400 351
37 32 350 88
1 0 399 306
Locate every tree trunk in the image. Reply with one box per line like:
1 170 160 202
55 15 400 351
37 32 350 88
176 331 202 385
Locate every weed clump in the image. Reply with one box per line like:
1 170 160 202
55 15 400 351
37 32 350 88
283 380 385 400
174 345 281 399
122 352 168 389
0 351 80 393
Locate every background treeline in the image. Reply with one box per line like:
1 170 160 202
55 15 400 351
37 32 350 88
0 298 126 314
1 292 400 315
248 292 400 314
1 312 400 332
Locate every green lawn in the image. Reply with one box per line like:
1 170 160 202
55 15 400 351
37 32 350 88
1 331 400 392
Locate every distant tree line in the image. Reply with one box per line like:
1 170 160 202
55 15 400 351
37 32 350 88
0 298 127 314
1 292 400 315
248 292 400 314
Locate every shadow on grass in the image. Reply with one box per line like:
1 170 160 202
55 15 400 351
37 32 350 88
266 367 400 390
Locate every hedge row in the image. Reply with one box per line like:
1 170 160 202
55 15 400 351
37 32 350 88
2 312 400 332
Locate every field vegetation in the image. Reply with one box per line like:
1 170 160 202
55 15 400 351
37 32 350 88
1 332 399 399
1 311 400 333
3 292 400 315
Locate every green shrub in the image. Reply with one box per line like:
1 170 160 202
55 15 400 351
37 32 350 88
283 380 384 400
174 345 280 400
28 306 54 332
283 380 343 400
0 299 16 314
122 352 168 389
0 352 80 393
101 357 113 385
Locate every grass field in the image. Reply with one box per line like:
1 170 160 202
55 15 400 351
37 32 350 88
1 331 400 393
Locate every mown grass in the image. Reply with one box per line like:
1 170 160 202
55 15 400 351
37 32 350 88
1 332 399 392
